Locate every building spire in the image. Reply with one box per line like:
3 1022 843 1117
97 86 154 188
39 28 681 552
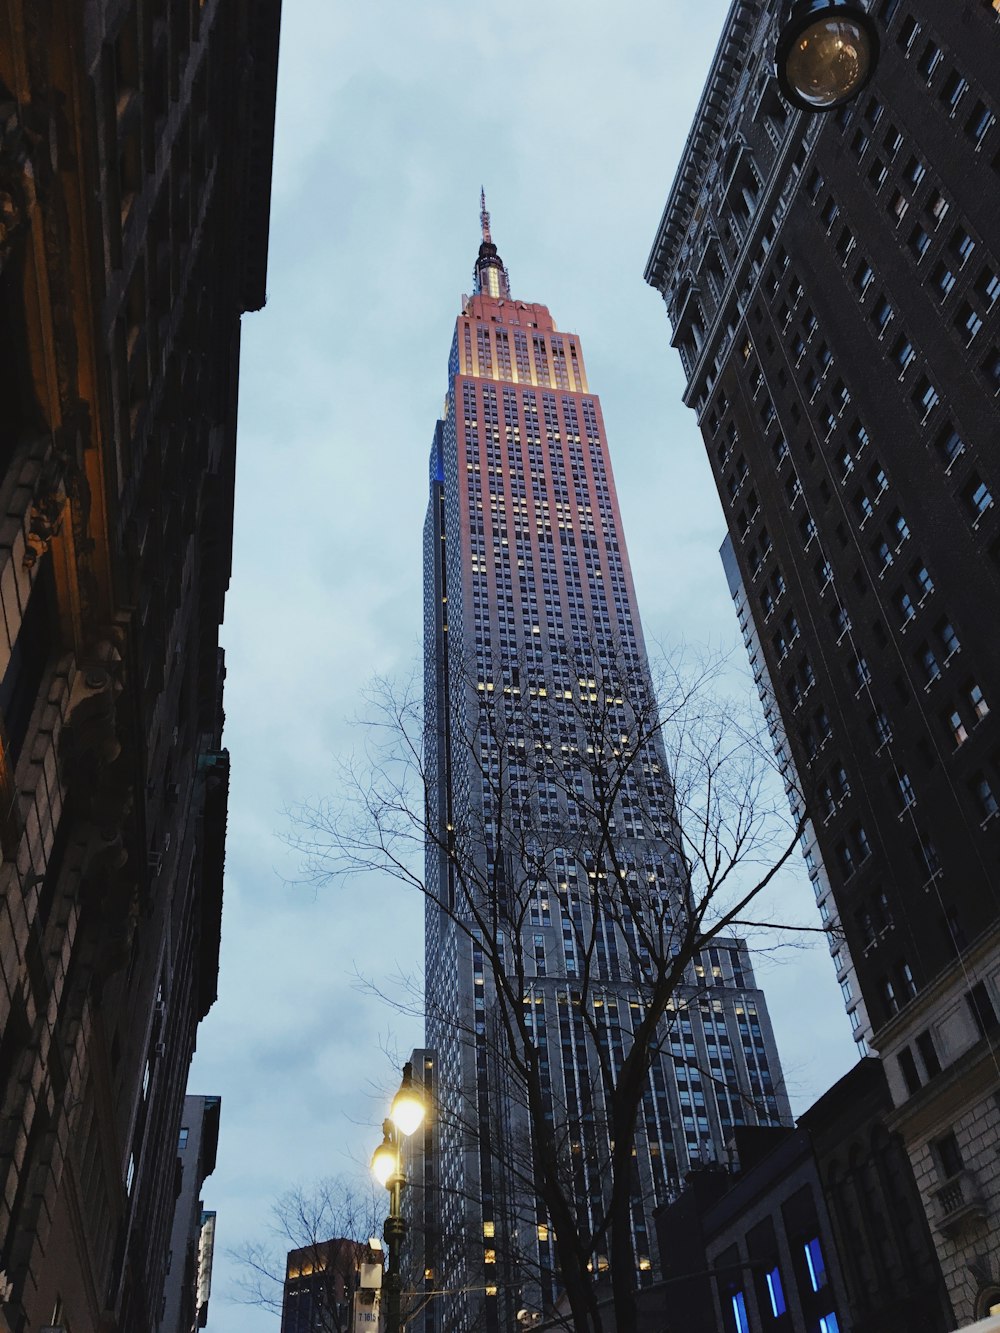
473 188 510 300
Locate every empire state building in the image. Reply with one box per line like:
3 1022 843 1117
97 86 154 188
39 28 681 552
416 199 790 1333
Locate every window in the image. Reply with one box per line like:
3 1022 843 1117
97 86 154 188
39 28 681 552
899 1046 922 1095
972 773 999 819
940 71 969 112
948 709 969 746
968 682 989 720
934 1130 964 1180
935 425 965 468
913 376 940 418
920 644 941 684
932 262 956 297
897 771 917 809
804 1238 828 1292
765 1268 787 1318
916 1030 941 1077
731 1291 751 1333
965 100 996 148
855 260 875 293
951 228 976 266
968 981 1000 1037
937 619 960 656
820 1316 841 1333
908 224 931 258
964 473 994 519
977 267 1000 307
872 296 893 332
917 40 942 78
893 335 916 371
914 563 935 598
837 841 855 876
896 16 918 52
983 346 1000 393
896 590 916 624
926 189 949 226
178 1127 189 1150
956 303 983 344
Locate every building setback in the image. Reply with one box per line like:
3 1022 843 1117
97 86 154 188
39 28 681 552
0 1 279 1329
646 0 1000 1322
418 202 791 1333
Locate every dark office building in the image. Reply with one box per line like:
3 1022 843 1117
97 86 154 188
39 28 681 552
280 1239 365 1333
158 1095 220 1333
646 0 1000 1322
0 1 279 1329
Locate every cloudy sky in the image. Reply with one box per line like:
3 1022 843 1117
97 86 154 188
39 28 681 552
189 2 858 1326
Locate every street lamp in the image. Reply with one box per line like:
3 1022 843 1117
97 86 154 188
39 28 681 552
776 0 880 111
371 1062 426 1333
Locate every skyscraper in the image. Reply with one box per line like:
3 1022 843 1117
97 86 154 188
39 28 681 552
645 0 1000 1320
419 199 790 1331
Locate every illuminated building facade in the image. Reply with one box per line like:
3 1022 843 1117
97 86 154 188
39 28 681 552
419 201 790 1332
0 1 279 1329
646 0 1000 1321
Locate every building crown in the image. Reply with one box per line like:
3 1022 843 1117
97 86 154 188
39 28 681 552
473 187 511 300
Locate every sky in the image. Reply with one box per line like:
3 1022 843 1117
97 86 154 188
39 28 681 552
189 3 859 1327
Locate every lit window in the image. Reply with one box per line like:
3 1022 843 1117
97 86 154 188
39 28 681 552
765 1268 786 1317
965 475 994 517
968 683 989 720
804 1238 828 1292
731 1291 751 1333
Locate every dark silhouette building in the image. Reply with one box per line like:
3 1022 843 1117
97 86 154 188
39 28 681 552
420 200 791 1333
0 0 279 1328
158 1095 220 1333
654 1062 950 1333
281 1239 370 1333
646 0 1000 1321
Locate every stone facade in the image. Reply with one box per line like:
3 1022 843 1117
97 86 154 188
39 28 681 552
0 2 279 1329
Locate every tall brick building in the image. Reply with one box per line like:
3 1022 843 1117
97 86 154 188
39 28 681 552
646 0 1000 1321
0 1 279 1328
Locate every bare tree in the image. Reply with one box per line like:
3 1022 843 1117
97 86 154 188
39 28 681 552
229 1177 383 1331
288 646 810 1333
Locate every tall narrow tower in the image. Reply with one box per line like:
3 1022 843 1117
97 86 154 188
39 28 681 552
420 202 790 1332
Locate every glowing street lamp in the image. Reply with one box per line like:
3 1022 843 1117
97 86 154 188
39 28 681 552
371 1063 426 1333
776 0 880 112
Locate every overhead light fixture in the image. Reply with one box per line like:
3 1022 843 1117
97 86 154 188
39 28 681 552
776 0 880 111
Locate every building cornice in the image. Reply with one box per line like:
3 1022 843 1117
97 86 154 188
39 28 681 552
643 0 764 296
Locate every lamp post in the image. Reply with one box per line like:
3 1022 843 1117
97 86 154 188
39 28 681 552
776 0 880 111
371 1062 426 1333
